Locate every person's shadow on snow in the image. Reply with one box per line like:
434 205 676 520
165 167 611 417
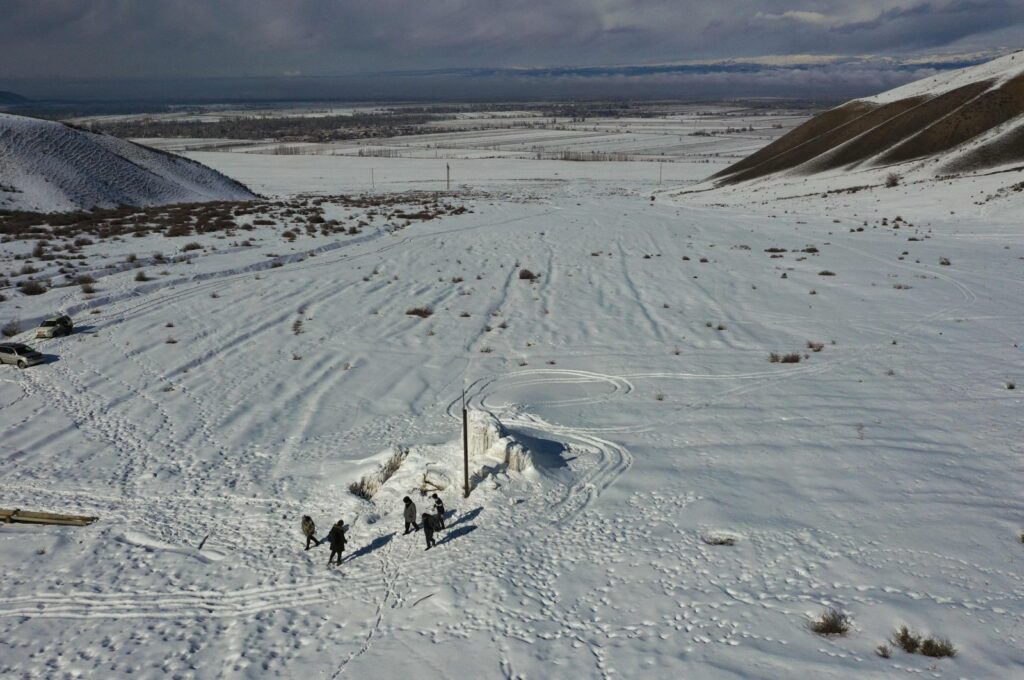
437 525 477 546
447 506 482 529
344 532 395 562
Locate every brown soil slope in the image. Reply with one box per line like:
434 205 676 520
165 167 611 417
713 59 1024 185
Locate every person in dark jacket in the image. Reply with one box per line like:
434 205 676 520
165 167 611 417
326 520 347 567
403 496 419 534
431 493 446 529
422 512 437 550
301 515 320 550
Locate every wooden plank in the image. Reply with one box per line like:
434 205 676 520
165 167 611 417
1 508 98 527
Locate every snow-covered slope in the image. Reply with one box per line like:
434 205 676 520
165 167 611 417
1 148 1022 678
0 113 256 212
712 50 1024 186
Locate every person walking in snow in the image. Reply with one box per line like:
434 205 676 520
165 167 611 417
431 492 446 529
422 512 437 550
403 496 419 534
326 519 347 567
301 515 320 550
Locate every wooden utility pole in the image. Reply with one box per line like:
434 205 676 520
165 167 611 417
371 168 375 190
659 162 663 186
446 163 451 192
462 388 470 498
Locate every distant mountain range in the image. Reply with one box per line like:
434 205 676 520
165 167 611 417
712 50 1024 186
0 113 256 213
0 91 27 105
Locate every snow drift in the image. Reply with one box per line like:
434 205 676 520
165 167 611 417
467 409 533 474
712 50 1024 185
0 113 256 212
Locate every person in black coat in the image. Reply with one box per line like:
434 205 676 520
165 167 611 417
403 496 419 534
326 520 347 567
422 512 437 550
430 493 446 529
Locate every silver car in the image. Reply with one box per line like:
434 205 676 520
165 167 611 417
0 343 45 369
37 315 73 339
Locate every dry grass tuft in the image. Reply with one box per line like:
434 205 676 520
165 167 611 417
809 608 851 636
406 306 434 318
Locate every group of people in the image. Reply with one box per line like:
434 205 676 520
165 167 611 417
301 514 348 567
301 492 449 568
403 492 447 550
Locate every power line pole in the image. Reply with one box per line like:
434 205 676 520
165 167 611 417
371 168 375 190
659 162 663 186
446 163 451 192
462 388 470 498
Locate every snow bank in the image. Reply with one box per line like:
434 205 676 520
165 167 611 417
467 409 534 473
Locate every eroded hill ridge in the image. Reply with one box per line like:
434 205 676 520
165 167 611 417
713 51 1024 185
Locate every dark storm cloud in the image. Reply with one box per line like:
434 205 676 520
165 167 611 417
1 1 1022 98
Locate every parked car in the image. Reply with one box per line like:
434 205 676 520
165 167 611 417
36 315 73 339
0 343 45 368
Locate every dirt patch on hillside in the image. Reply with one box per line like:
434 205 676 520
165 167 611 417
880 73 1024 165
716 98 923 184
806 81 991 172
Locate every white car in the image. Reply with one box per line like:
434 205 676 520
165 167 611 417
36 315 73 339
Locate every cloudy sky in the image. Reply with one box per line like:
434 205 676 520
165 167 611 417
2 0 1023 100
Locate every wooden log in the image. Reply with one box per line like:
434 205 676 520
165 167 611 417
1 508 98 527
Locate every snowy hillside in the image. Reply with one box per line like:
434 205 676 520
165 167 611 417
711 50 1024 187
0 113 256 212
0 119 1022 679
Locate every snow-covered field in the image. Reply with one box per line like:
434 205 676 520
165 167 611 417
1 124 1022 678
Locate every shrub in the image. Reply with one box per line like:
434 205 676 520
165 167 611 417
892 626 921 653
818 270 836 276
876 645 892 658
809 608 851 636
1 319 20 337
920 637 956 658
885 172 902 187
406 306 433 318
76 275 97 285
134 271 151 282
18 280 47 295
81 283 96 294
518 269 539 281
939 257 951 266
1008 381 1016 390
655 392 665 401
770 352 801 363
807 341 824 352
701 533 736 546
165 337 178 344
182 242 202 251
349 447 409 500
